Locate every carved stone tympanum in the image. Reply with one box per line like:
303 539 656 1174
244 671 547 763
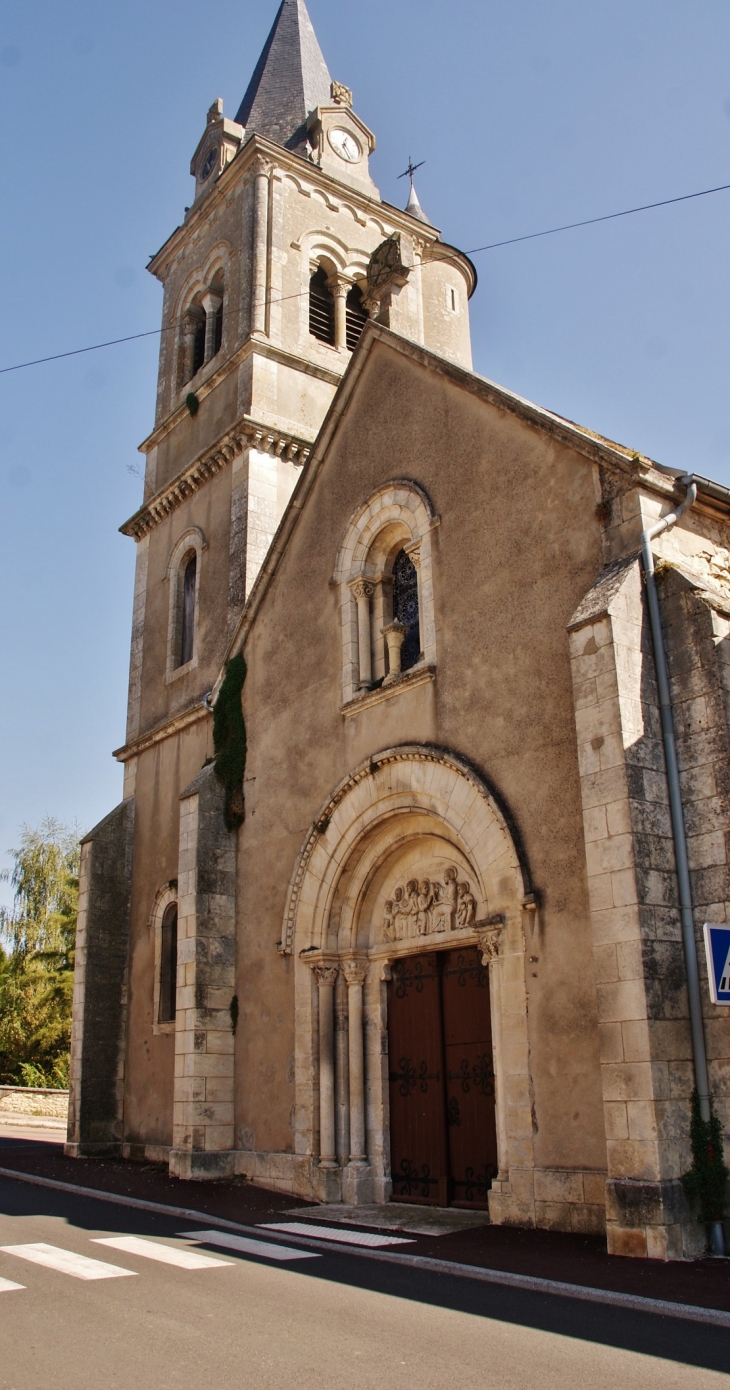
382 865 476 941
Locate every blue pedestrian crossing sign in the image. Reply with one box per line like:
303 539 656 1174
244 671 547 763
704 923 730 1005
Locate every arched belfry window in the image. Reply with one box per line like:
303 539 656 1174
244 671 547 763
158 902 178 1024
213 298 223 354
345 284 368 351
192 312 206 375
309 266 335 345
178 273 225 388
180 552 197 666
392 549 420 671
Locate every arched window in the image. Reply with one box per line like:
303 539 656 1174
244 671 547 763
335 482 438 707
392 548 420 671
309 265 335 345
213 298 223 354
192 312 207 375
345 284 368 351
158 902 178 1024
179 552 197 666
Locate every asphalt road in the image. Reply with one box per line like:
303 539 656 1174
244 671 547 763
0 1174 727 1390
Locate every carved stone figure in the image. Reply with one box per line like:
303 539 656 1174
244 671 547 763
457 879 476 928
381 865 478 940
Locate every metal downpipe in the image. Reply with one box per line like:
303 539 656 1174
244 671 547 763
640 477 724 1256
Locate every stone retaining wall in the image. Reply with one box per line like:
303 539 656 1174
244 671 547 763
0 1086 69 1119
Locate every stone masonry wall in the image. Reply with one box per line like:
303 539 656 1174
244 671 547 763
169 764 237 1179
66 799 134 1156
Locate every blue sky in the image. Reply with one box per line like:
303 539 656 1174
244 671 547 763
2 0 730 901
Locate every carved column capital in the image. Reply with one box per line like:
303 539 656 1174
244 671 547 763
250 155 273 179
405 543 421 570
476 923 505 964
342 958 368 987
350 578 374 603
312 963 339 988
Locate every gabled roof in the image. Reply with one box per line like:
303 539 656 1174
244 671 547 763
234 0 332 156
218 321 730 691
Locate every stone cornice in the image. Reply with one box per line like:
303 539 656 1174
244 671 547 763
113 699 212 763
139 336 339 457
147 133 443 283
121 416 312 541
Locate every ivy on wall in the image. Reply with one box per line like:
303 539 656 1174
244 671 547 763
213 654 247 831
681 1090 728 1227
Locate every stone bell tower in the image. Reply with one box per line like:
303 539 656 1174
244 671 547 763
126 0 476 630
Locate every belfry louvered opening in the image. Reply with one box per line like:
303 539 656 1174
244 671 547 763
345 284 368 351
309 266 335 345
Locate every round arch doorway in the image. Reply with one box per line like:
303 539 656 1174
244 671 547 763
283 745 536 1212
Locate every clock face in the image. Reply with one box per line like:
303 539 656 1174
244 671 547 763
200 146 218 181
328 127 361 163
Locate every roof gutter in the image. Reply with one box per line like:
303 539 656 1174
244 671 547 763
640 477 724 1257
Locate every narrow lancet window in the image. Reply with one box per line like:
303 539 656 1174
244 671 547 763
158 903 178 1024
392 548 420 671
180 552 197 666
192 312 206 374
309 266 335 345
213 299 223 354
345 284 368 351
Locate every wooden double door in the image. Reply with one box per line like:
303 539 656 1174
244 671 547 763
387 947 498 1208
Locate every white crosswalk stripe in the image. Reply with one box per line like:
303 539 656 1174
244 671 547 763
0 1243 136 1280
179 1229 320 1262
0 1277 25 1292
259 1221 414 1248
92 1236 232 1269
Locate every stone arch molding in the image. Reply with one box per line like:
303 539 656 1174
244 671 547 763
333 481 439 704
284 746 536 1210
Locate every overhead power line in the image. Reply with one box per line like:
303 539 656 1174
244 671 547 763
466 180 730 254
2 179 730 376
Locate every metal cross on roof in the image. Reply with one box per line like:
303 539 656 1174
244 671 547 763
398 156 425 186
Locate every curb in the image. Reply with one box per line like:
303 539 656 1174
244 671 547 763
0 1164 728 1329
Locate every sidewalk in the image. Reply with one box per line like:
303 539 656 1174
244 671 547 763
1 1133 729 1316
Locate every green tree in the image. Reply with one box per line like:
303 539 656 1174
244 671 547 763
0 818 80 1087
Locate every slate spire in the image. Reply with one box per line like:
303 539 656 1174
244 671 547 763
235 0 332 155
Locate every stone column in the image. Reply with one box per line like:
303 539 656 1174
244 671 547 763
332 280 348 350
250 158 271 338
351 579 374 687
313 963 339 1167
382 620 407 684
343 960 369 1163
201 291 222 363
180 311 197 386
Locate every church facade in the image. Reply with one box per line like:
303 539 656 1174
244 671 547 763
68 0 730 1261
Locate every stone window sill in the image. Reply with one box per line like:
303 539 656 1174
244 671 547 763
165 654 198 685
153 1020 176 1036
341 664 435 717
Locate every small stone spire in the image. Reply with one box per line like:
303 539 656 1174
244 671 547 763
405 180 432 226
399 155 433 227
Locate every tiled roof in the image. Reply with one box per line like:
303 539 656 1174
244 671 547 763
235 0 332 156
